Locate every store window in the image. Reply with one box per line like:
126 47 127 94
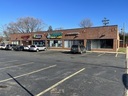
12 41 19 45
33 40 45 46
50 40 62 47
64 40 84 48
91 39 113 49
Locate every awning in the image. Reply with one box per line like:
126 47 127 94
21 35 30 40
65 32 80 36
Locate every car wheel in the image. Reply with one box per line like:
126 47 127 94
44 48 47 51
36 49 39 52
80 51 83 54
11 48 14 51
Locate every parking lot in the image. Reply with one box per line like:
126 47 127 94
0 50 126 96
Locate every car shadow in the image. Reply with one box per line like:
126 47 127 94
61 51 84 54
61 51 72 54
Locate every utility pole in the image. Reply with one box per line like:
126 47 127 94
121 24 125 48
102 17 109 26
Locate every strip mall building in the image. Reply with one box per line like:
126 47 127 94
10 25 119 52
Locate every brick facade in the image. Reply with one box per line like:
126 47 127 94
10 25 119 52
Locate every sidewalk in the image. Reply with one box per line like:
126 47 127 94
48 49 126 54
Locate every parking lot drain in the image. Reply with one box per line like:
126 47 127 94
0 85 7 88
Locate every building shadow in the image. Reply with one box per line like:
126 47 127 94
7 73 34 96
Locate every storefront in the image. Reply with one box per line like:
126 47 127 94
47 32 63 48
32 34 45 46
10 25 119 52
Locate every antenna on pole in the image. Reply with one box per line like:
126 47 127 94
102 17 109 26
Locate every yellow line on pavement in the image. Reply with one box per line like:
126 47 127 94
35 68 85 96
0 60 18 63
0 62 34 70
0 65 56 83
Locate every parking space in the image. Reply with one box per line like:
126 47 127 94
0 50 126 96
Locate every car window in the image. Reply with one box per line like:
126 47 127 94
31 45 35 47
37 45 40 47
39 45 43 47
72 45 78 48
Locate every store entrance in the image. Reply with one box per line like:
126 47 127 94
86 40 91 51
22 41 32 46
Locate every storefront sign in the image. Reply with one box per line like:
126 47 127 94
33 34 42 39
47 32 62 39
21 35 30 40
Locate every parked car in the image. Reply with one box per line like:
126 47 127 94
71 45 86 54
29 45 47 52
5 44 17 50
24 45 30 51
13 45 24 51
0 44 7 50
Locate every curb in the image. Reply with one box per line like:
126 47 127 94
48 49 126 54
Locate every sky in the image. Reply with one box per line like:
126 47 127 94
0 0 128 34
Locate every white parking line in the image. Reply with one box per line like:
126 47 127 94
35 68 85 96
0 62 34 70
0 65 56 83
0 60 18 63
98 53 105 57
81 52 92 56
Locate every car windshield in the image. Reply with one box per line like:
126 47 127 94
31 45 36 47
72 45 78 48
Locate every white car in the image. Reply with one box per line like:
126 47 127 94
24 45 30 51
29 45 47 52
0 44 7 50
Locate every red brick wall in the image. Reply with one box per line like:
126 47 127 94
10 25 119 52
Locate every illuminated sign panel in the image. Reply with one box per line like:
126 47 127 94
47 32 62 39
33 34 42 39
21 35 30 40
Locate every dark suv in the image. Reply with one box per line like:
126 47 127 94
71 45 86 54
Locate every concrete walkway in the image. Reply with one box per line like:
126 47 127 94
48 49 126 54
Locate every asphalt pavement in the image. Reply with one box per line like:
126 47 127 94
0 50 126 96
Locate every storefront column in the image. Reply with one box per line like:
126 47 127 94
62 39 64 48
113 39 118 52
84 39 87 47
31 40 33 45
20 40 22 45
45 40 48 48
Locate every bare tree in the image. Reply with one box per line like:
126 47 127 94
2 17 46 38
1 17 46 39
79 18 93 28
